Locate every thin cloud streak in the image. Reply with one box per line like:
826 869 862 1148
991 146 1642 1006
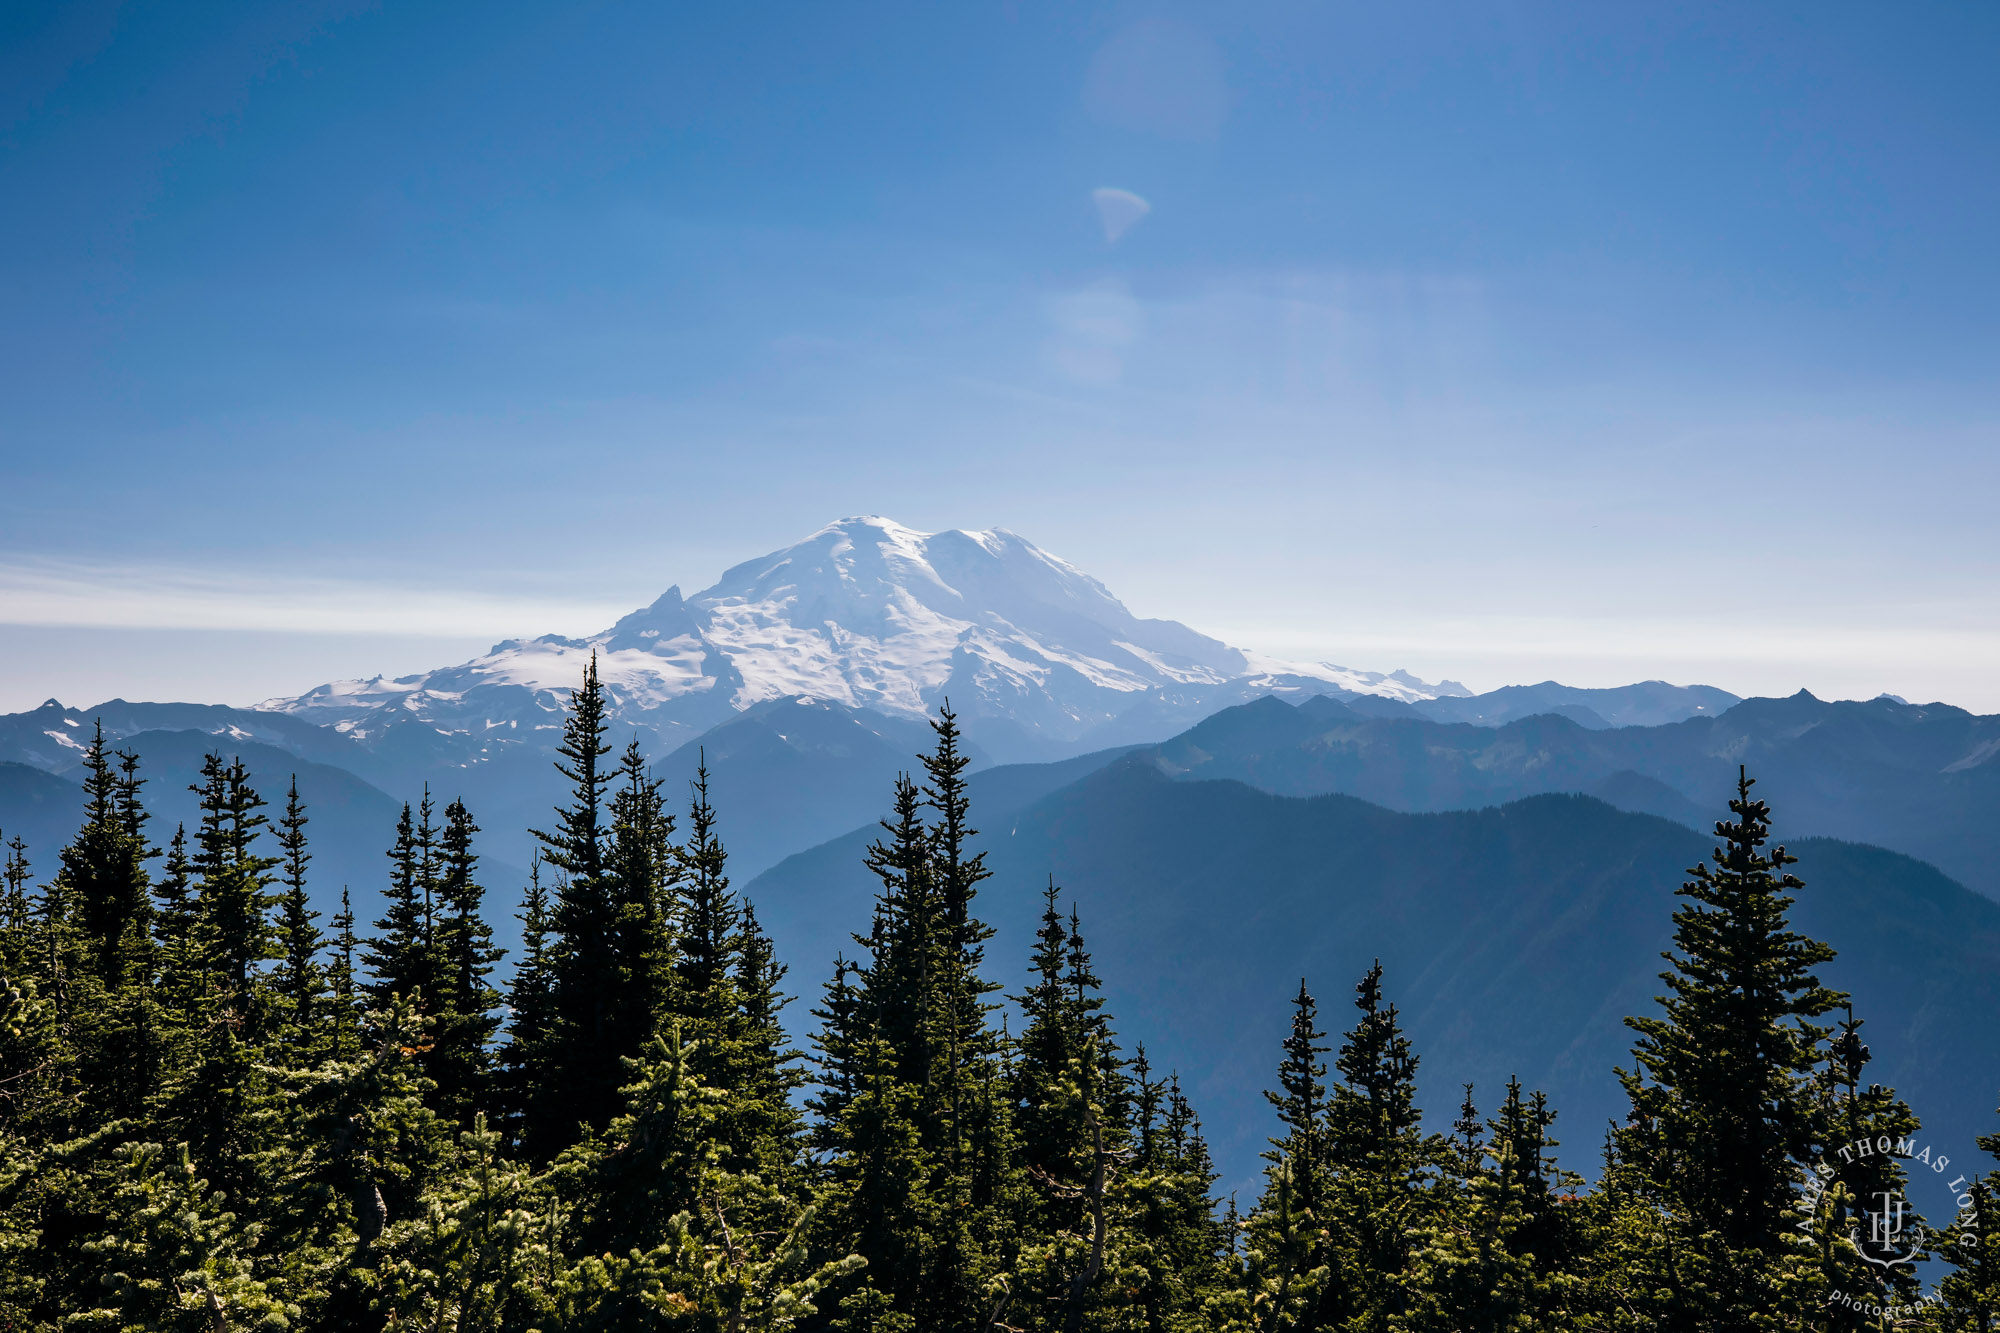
0 559 630 640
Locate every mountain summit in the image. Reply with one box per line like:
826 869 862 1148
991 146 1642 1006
261 517 1465 760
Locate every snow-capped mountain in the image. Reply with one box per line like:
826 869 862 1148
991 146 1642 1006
261 517 1468 761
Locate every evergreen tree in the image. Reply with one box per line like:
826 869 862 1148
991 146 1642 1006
810 707 1019 1330
48 732 162 1127
675 757 742 1078
1933 1101 2000 1330
922 704 1004 1172
501 854 558 1151
1807 1004 1925 1324
363 792 441 1012
431 797 503 1126
526 653 621 1151
188 754 281 1028
1324 961 1442 1333
79 1140 293 1333
1612 766 1842 1327
61 725 156 983
807 954 868 1141
151 824 202 1012
607 738 677 1040
1013 878 1079 1213
272 776 325 1047
1240 980 1338 1331
735 895 806 1168
326 886 360 1061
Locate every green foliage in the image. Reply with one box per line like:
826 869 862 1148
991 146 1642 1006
0 670 1970 1332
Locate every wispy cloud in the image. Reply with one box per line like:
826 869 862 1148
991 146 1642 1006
0 559 630 639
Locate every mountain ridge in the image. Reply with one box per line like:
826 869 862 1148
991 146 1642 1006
253 517 1477 763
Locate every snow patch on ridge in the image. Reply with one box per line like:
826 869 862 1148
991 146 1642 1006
259 517 1460 755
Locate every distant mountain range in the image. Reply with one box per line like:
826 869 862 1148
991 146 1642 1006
1 518 1994 1194
257 516 1482 764
1141 690 2000 899
750 756 2000 1196
0 516 1749 891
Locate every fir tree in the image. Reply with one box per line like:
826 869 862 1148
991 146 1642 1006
1613 766 1843 1326
61 725 156 983
431 797 502 1126
1013 878 1078 1211
327 886 360 1061
735 896 806 1163
364 791 442 1013
807 954 868 1141
1933 1101 2000 1331
272 776 325 1046
526 654 622 1150
607 738 676 1039
51 733 161 1127
1324 961 1440 1333
501 853 558 1152
151 825 200 1009
674 756 742 1076
188 754 281 1024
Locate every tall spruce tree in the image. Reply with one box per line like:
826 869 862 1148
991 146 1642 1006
674 757 741 1075
61 725 155 984
1325 961 1441 1333
431 797 502 1126
608 738 676 1041
525 653 622 1151
1612 766 1842 1327
49 731 161 1127
500 853 557 1151
363 794 442 1011
1933 1101 2000 1329
272 776 325 1046
325 885 360 1059
188 754 281 1025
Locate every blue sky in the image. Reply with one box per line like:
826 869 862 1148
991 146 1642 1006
3 1 1997 710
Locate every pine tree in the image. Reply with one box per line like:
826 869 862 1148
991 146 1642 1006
675 756 742 1079
922 704 1004 1171
1612 766 1842 1326
1325 961 1441 1333
431 797 502 1126
807 954 868 1141
526 654 621 1151
272 776 325 1049
62 725 156 983
1013 878 1078 1213
1807 1004 1925 1323
735 896 806 1167
188 754 281 1030
364 792 442 1013
607 738 677 1038
45 732 163 1128
809 708 1020 1330
2 833 31 931
79 1140 293 1332
279 992 449 1320
1933 1101 2000 1331
366 1112 539 1332
1265 979 1330 1216
501 853 558 1152
1241 980 1337 1330
151 824 202 1013
1118 1051 1226 1331
326 886 360 1061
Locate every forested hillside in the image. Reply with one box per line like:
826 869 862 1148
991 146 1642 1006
2 658 1995 1329
753 758 2000 1194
